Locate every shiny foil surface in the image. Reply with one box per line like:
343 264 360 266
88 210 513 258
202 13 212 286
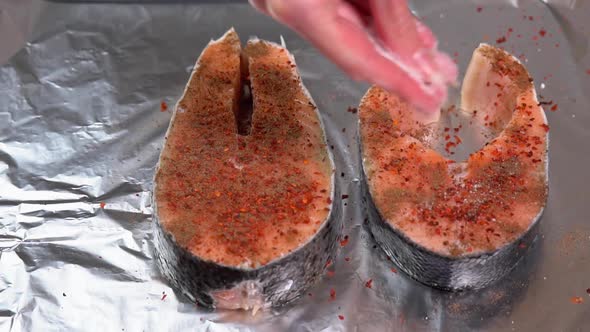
1 0 589 331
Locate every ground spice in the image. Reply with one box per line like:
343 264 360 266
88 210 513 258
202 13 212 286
539 29 546 37
365 279 373 289
391 267 397 273
160 101 168 112
330 288 336 300
496 36 507 44
99 202 106 209
550 104 558 112
338 315 344 320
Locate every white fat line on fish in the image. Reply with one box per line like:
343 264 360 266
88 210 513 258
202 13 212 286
280 35 286 49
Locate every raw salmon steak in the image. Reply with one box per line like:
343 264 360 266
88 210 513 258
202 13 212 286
359 44 549 290
153 29 340 310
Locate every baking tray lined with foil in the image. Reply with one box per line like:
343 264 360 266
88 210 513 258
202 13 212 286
0 0 589 331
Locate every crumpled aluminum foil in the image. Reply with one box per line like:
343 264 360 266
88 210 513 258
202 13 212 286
1 0 589 331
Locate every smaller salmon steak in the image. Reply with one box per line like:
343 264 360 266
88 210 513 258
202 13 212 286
153 29 340 310
359 44 549 290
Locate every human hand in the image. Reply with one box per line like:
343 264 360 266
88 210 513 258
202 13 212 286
250 0 457 115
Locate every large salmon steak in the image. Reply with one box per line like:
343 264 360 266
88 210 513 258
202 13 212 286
359 44 549 290
153 29 340 311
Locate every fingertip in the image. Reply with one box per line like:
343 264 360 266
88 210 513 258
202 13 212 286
378 73 443 114
431 52 459 86
415 20 437 49
266 0 287 19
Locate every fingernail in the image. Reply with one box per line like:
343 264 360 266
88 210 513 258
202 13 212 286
266 0 289 21
248 0 265 12
434 53 459 84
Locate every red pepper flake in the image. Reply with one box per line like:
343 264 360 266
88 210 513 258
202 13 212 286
586 288 590 294
340 235 349 247
496 36 507 44
327 270 335 277
539 29 546 37
160 101 168 112
391 267 397 273
529 16 534 21
330 288 336 300
161 292 167 301
476 6 482 13
571 296 584 304
325 259 332 268
347 107 358 114
365 279 373 289
540 124 550 132
338 315 345 320
550 104 558 112
99 202 106 209
341 194 349 199
344 257 350 262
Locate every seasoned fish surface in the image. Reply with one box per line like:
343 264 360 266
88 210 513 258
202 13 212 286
153 29 340 310
360 44 548 290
